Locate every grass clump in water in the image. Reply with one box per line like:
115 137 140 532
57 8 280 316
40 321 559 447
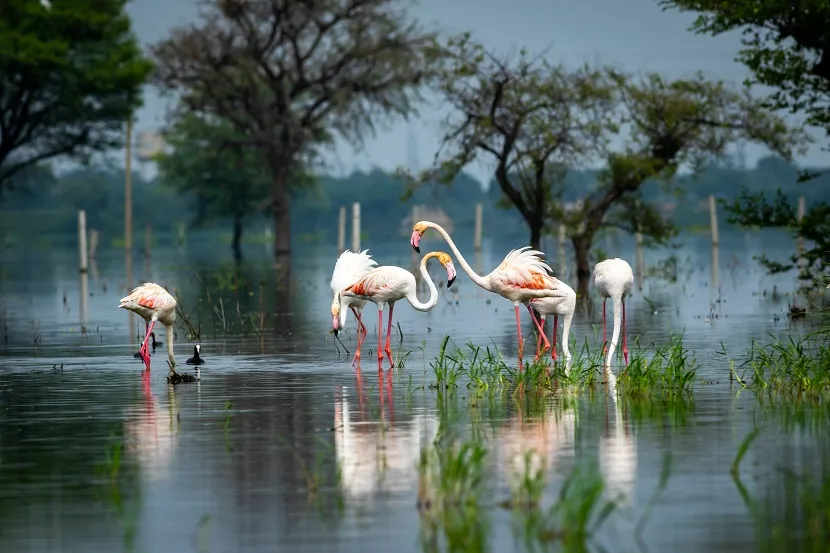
618 334 698 398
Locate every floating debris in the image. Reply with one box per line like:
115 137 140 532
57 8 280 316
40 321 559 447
167 372 198 385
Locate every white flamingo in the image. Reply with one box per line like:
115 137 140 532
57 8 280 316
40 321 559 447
410 221 570 368
119 282 178 375
336 251 457 369
592 258 634 374
530 284 577 372
330 249 378 366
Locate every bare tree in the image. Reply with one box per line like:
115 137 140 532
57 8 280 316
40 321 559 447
151 0 438 260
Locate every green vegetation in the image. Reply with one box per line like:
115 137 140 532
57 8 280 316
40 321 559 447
0 0 152 193
405 32 805 295
661 0 830 291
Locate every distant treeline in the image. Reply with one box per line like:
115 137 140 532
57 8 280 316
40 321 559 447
0 155 826 248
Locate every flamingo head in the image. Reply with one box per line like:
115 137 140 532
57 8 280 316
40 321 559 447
411 221 428 253
435 252 457 288
331 294 341 335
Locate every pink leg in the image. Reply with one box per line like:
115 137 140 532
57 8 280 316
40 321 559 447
622 299 629 365
527 305 550 359
552 315 558 361
384 303 395 368
602 299 607 355
350 306 367 367
535 316 545 359
514 305 524 371
377 309 384 368
141 320 156 371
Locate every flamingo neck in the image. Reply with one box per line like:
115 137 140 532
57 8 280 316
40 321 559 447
406 254 440 311
605 295 623 370
425 222 489 291
166 324 176 368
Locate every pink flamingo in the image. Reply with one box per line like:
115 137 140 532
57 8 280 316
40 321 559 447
530 281 576 372
410 221 570 369
119 282 178 375
592 258 634 371
335 251 457 369
330 249 378 366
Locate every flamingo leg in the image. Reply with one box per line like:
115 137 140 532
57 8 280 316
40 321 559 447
514 305 524 371
384 303 395 369
535 316 545 358
602 299 607 355
622 299 629 365
552 315 558 362
377 308 384 368
140 320 156 371
527 306 550 360
350 306 366 367
134 320 149 359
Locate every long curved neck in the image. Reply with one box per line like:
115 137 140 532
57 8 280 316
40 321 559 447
406 255 440 311
166 324 176 367
605 295 622 369
426 223 490 290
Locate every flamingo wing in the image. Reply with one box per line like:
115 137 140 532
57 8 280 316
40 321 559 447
331 249 378 294
123 283 176 310
342 267 409 300
490 247 561 291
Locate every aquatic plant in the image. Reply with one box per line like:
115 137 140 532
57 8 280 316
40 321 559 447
617 333 698 398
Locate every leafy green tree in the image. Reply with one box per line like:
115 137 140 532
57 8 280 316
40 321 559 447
0 0 152 194
150 0 440 262
156 113 271 260
660 0 830 291
412 34 805 296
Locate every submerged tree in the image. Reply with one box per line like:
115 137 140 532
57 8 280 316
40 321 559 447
412 34 805 296
0 0 152 194
660 0 830 291
406 33 617 250
151 0 439 261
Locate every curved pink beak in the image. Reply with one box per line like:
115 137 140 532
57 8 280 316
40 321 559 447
446 262 457 288
332 315 340 335
410 230 421 253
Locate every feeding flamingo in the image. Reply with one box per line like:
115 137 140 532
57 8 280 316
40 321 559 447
410 221 570 369
330 249 378 366
119 282 178 375
335 251 457 369
592 258 634 373
529 281 576 372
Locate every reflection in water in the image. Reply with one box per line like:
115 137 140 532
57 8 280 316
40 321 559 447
599 394 637 505
334 378 438 499
122 379 179 482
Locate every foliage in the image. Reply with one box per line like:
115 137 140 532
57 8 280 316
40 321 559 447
660 0 830 291
150 0 440 257
0 0 152 193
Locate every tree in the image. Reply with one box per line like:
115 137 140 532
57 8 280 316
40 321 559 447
156 113 271 260
411 34 804 296
405 34 617 250
660 0 830 291
561 71 805 296
150 0 438 262
0 0 152 194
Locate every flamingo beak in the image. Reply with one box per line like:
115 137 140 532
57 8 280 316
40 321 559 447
446 262 457 288
410 230 421 253
332 315 339 336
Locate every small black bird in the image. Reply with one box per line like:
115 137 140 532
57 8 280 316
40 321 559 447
186 344 205 365
134 332 161 358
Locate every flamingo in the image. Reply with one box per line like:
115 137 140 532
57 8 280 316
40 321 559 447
592 258 634 372
529 281 576 371
336 251 457 369
119 282 178 375
410 221 570 369
330 249 378 366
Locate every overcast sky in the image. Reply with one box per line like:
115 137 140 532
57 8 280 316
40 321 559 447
125 0 830 185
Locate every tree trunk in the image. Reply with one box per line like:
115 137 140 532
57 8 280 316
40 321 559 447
232 217 243 262
270 169 291 263
573 235 592 298
529 223 542 251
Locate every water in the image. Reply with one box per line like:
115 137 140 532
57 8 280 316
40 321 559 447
0 233 824 553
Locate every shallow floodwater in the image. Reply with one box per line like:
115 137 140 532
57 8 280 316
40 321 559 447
0 232 825 553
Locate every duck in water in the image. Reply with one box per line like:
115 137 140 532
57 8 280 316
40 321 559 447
186 344 205 365
134 332 162 359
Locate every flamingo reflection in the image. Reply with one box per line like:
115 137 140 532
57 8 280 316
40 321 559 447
122 377 180 482
334 370 438 499
599 394 637 505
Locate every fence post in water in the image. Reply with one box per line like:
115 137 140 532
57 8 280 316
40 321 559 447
474 203 483 252
796 196 806 258
708 195 719 246
124 114 133 258
635 231 645 291
144 225 152 257
557 224 567 278
351 202 361 253
337 206 346 252
88 229 99 259
78 210 88 273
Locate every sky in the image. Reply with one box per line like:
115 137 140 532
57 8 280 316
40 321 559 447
124 0 830 186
